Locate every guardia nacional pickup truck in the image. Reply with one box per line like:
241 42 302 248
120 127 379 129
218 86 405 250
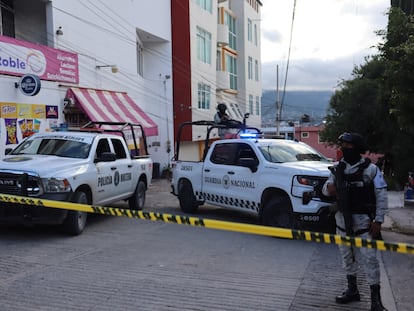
0 121 153 235
171 121 335 231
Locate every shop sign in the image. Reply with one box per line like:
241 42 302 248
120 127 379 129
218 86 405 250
18 74 41 96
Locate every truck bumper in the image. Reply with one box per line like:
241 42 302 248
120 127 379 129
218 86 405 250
0 192 72 225
296 205 336 233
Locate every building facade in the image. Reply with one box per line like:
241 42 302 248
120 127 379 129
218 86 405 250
171 0 262 159
0 0 173 168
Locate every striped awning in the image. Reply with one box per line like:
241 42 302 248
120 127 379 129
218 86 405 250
66 87 158 136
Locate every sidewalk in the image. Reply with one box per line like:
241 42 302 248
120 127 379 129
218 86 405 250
383 191 414 235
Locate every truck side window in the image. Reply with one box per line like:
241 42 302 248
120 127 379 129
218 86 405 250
95 139 110 159
111 138 127 159
236 144 258 167
210 143 238 165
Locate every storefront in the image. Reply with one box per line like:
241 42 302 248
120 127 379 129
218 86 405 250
0 36 157 155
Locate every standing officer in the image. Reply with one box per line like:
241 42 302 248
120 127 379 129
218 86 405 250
214 103 230 139
322 132 388 311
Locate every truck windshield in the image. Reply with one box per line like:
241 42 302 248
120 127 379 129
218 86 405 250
11 138 91 159
258 142 329 163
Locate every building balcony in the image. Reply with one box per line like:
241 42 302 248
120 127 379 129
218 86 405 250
216 70 230 90
217 23 229 46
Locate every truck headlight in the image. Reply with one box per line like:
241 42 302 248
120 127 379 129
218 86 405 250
41 178 72 193
296 176 322 187
294 175 328 204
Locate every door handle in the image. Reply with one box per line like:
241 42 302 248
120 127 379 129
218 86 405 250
111 167 117 171
128 164 133 168
227 171 235 175
204 169 210 172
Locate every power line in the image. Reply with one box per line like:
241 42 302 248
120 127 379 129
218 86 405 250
280 0 297 119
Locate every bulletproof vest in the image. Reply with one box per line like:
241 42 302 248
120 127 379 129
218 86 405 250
343 159 376 216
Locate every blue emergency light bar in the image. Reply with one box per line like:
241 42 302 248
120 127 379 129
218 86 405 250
239 132 260 139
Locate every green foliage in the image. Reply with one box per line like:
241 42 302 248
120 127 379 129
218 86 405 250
322 7 414 183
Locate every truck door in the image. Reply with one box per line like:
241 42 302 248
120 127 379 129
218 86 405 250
94 138 115 204
202 142 259 213
110 138 135 199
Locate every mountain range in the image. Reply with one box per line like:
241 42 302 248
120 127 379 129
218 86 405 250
261 90 333 126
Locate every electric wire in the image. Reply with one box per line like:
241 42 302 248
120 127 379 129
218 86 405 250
280 0 297 121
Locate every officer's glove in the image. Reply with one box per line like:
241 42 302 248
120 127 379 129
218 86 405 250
369 221 382 239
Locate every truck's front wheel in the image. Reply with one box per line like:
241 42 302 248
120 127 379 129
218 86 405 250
63 191 88 235
178 180 198 213
129 180 146 210
260 196 294 229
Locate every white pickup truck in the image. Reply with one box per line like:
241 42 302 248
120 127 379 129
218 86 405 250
171 121 335 232
0 121 152 235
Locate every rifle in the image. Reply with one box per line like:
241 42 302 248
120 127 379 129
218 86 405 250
329 162 354 236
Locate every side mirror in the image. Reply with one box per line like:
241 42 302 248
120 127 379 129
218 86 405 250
96 152 117 163
237 158 258 173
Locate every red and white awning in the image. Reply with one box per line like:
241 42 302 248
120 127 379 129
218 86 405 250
66 87 158 136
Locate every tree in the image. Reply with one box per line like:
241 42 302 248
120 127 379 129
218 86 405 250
320 56 389 154
321 7 414 186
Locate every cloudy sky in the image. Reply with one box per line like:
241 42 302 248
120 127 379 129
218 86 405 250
260 0 390 91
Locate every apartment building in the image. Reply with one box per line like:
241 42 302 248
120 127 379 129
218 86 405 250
171 0 262 159
0 0 172 167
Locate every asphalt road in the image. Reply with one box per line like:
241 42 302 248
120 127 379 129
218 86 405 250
0 178 412 311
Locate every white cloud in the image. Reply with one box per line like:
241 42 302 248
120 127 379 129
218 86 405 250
260 0 390 90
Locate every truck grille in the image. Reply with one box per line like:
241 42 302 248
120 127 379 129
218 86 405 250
314 177 333 202
0 171 42 196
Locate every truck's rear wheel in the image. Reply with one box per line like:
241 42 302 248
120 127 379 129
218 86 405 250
129 180 146 210
178 180 198 213
260 196 294 229
63 191 88 235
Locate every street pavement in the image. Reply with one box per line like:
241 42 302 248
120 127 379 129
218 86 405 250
149 178 414 311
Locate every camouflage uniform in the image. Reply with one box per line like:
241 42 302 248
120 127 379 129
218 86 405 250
323 157 388 285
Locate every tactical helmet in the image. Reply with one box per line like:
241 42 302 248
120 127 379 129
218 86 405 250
217 103 227 111
338 132 367 154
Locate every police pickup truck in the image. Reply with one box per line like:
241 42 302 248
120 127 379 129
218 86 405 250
0 121 153 235
171 121 335 231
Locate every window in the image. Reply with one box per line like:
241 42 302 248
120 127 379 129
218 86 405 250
198 82 211 109
255 59 259 81
197 27 211 64
301 132 309 139
196 0 212 13
255 96 260 115
236 144 258 167
136 40 143 76
318 133 323 144
254 24 258 46
226 54 237 90
248 56 253 80
225 12 236 50
111 139 127 159
249 95 254 114
0 0 15 37
247 18 252 42
210 143 238 165
95 139 111 159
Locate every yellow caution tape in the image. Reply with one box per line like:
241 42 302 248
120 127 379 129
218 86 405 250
1 193 413 255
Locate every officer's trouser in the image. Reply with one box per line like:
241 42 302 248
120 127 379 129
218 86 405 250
335 212 380 285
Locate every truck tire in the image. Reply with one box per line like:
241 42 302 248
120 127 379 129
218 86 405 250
260 196 294 229
129 180 146 210
178 180 198 213
63 191 88 235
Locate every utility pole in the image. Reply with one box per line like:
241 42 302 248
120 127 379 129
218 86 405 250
275 65 281 136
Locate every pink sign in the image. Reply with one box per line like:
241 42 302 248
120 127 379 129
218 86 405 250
0 35 79 84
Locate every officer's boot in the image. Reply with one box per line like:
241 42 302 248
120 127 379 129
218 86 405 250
335 275 360 304
370 284 387 311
